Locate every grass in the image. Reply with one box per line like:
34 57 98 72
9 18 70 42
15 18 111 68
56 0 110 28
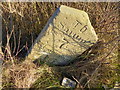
1 2 120 89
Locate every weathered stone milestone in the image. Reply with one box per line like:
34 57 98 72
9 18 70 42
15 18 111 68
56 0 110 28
27 5 98 65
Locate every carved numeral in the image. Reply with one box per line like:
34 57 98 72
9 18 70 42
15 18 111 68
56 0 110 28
59 38 69 49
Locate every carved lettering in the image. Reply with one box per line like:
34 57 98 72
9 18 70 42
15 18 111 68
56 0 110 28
73 33 76 38
55 22 93 46
66 29 69 33
83 40 95 45
76 35 80 39
79 39 84 43
60 22 64 29
77 37 82 41
80 25 88 33
69 30 72 35
73 20 82 29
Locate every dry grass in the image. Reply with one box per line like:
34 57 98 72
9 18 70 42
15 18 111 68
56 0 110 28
1 2 120 89
3 61 37 88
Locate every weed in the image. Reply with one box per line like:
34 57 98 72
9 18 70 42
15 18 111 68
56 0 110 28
1 2 119 89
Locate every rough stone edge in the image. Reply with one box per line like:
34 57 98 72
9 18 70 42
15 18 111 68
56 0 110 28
59 5 98 42
26 6 60 59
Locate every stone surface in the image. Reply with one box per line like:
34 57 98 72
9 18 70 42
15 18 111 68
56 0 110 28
27 5 98 65
62 77 76 88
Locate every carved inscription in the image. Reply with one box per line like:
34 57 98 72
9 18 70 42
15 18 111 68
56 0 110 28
73 20 82 29
73 20 88 33
80 25 88 33
54 20 95 48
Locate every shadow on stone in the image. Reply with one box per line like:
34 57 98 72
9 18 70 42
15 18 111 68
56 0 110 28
33 41 101 67
30 41 102 89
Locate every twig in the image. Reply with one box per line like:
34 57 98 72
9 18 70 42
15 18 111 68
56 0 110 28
13 26 16 54
84 43 118 88
16 30 21 56
15 45 25 57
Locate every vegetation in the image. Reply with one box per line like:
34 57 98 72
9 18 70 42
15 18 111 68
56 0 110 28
1 2 120 89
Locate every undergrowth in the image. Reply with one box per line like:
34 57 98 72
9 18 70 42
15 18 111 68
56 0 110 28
1 2 120 89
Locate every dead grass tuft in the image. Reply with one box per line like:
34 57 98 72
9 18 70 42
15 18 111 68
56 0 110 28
3 60 37 88
1 2 119 89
